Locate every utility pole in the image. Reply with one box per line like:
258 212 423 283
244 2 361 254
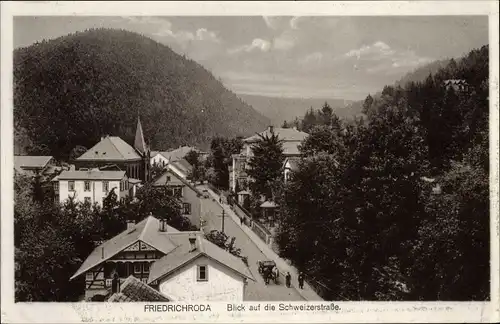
219 209 228 234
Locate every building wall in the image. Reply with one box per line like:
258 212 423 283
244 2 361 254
158 256 245 302
58 179 122 207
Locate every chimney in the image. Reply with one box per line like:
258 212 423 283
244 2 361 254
126 219 135 230
159 218 167 232
268 125 274 133
189 235 197 252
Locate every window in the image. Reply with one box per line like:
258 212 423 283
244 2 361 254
166 176 171 183
143 263 150 273
84 197 91 204
197 265 208 281
53 181 59 192
174 187 182 198
86 272 94 281
120 181 123 191
134 263 142 274
84 181 91 192
68 181 75 191
103 181 109 193
183 203 191 215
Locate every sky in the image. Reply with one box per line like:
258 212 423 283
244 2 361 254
14 16 488 100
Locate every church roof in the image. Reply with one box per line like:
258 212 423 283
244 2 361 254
134 117 147 155
77 136 142 161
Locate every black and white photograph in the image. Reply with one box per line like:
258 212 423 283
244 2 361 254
1 1 499 323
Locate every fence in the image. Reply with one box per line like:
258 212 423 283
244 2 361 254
232 201 273 246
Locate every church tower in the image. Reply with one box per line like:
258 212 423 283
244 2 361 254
134 116 150 182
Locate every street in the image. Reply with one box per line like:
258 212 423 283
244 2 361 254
200 192 305 301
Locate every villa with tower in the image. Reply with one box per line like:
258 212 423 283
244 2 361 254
74 117 151 183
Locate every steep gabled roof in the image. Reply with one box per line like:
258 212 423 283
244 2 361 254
148 232 254 284
77 136 141 161
134 117 147 155
70 216 179 280
108 276 170 302
170 158 193 174
244 127 308 143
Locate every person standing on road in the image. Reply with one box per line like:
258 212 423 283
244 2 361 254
298 272 305 289
240 217 244 225
285 272 291 288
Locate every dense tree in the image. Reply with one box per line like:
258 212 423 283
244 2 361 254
208 136 243 190
247 130 285 199
204 230 248 266
276 45 489 301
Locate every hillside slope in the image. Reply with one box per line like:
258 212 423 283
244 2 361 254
343 58 453 119
238 94 352 126
14 28 270 158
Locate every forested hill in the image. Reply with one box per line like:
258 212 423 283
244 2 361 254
343 58 456 119
14 28 270 159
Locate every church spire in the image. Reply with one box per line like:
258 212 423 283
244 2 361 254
134 116 147 155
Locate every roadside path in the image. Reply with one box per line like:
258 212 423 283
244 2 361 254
199 185 324 301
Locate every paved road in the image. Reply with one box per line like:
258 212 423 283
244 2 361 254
200 194 304 301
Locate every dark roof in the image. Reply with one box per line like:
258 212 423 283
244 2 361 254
70 216 180 280
148 232 254 284
108 276 170 302
14 156 53 172
54 170 126 180
77 136 141 161
244 127 308 143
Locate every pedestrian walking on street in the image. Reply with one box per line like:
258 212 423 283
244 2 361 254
298 272 305 289
240 217 244 225
285 272 291 288
219 197 222 204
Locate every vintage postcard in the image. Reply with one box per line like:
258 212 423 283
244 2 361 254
1 1 499 323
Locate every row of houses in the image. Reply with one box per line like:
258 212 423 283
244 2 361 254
15 117 207 228
72 215 253 302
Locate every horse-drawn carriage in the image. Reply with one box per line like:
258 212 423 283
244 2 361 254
258 260 279 285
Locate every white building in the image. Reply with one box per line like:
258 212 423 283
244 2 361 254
52 169 129 207
148 232 254 302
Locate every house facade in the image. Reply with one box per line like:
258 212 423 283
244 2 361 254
230 126 308 192
283 157 301 184
75 118 151 182
152 169 203 228
71 216 252 302
53 170 130 207
148 232 253 302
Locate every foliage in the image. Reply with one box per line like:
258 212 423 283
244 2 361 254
185 150 206 183
207 136 243 190
276 45 489 301
69 145 88 161
14 28 269 159
204 230 247 265
247 130 285 199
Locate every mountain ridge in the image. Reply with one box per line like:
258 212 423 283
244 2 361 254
14 28 270 158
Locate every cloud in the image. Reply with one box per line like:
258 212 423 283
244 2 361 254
273 32 296 51
289 16 308 30
300 52 323 65
345 41 395 60
195 28 220 43
263 16 281 30
228 38 271 54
